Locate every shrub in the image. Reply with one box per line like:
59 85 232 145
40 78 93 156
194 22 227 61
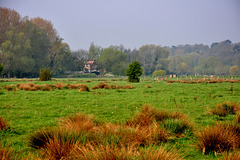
0 63 3 74
126 61 142 83
153 70 166 77
39 68 52 81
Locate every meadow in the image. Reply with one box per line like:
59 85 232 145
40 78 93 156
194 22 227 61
0 77 240 159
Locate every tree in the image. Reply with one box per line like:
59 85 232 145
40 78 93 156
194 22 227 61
88 42 102 60
39 68 52 81
229 65 240 75
31 17 57 42
138 45 169 75
126 62 142 82
0 64 3 74
153 70 166 77
98 47 127 75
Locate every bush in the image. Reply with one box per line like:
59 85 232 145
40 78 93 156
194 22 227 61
153 70 166 77
125 62 142 83
39 68 52 81
0 64 3 74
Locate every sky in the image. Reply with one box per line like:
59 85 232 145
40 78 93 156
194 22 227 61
1 0 240 51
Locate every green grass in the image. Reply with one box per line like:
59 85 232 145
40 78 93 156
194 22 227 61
0 78 240 159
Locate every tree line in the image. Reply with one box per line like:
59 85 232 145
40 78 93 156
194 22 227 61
1 7 240 78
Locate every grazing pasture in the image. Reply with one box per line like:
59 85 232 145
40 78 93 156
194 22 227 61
0 77 240 159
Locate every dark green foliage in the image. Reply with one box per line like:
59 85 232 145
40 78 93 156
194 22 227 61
39 68 52 81
126 61 142 82
162 119 192 134
0 64 3 74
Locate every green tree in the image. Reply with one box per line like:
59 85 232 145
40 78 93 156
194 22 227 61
0 63 3 74
39 68 52 81
88 42 102 60
229 65 240 75
153 70 166 77
99 47 127 75
138 45 169 75
126 62 142 82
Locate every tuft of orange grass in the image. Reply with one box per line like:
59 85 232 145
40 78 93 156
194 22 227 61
71 143 138 160
0 117 8 131
40 132 76 160
27 83 35 87
72 143 182 160
55 83 65 89
41 85 52 91
60 114 95 132
236 112 240 123
146 84 151 88
23 85 31 91
209 102 240 117
195 122 239 154
78 84 90 92
139 146 183 160
0 145 12 160
110 84 116 89
223 151 240 160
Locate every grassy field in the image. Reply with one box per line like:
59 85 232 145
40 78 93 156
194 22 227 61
0 77 240 159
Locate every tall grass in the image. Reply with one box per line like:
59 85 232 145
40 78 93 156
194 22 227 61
209 102 240 117
0 117 8 130
0 145 12 160
195 123 240 154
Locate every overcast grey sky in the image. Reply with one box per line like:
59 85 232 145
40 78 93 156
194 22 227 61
1 0 240 51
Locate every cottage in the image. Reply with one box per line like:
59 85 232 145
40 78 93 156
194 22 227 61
84 60 99 75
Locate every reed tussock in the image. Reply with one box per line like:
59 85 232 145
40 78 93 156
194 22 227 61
0 145 12 160
71 143 183 160
209 102 240 117
0 117 8 131
223 151 240 160
195 123 240 154
60 114 95 132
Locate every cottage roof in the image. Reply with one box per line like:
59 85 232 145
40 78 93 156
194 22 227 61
86 61 95 65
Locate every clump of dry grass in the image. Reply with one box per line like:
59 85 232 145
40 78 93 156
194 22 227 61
27 83 35 87
79 84 90 92
55 83 65 89
0 145 12 160
2 85 15 91
146 84 151 88
60 114 95 132
139 146 183 160
0 117 8 131
209 102 240 117
236 112 240 123
72 143 183 160
28 129 56 149
41 85 52 91
40 132 76 160
110 84 116 89
195 123 240 154
223 151 240 160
